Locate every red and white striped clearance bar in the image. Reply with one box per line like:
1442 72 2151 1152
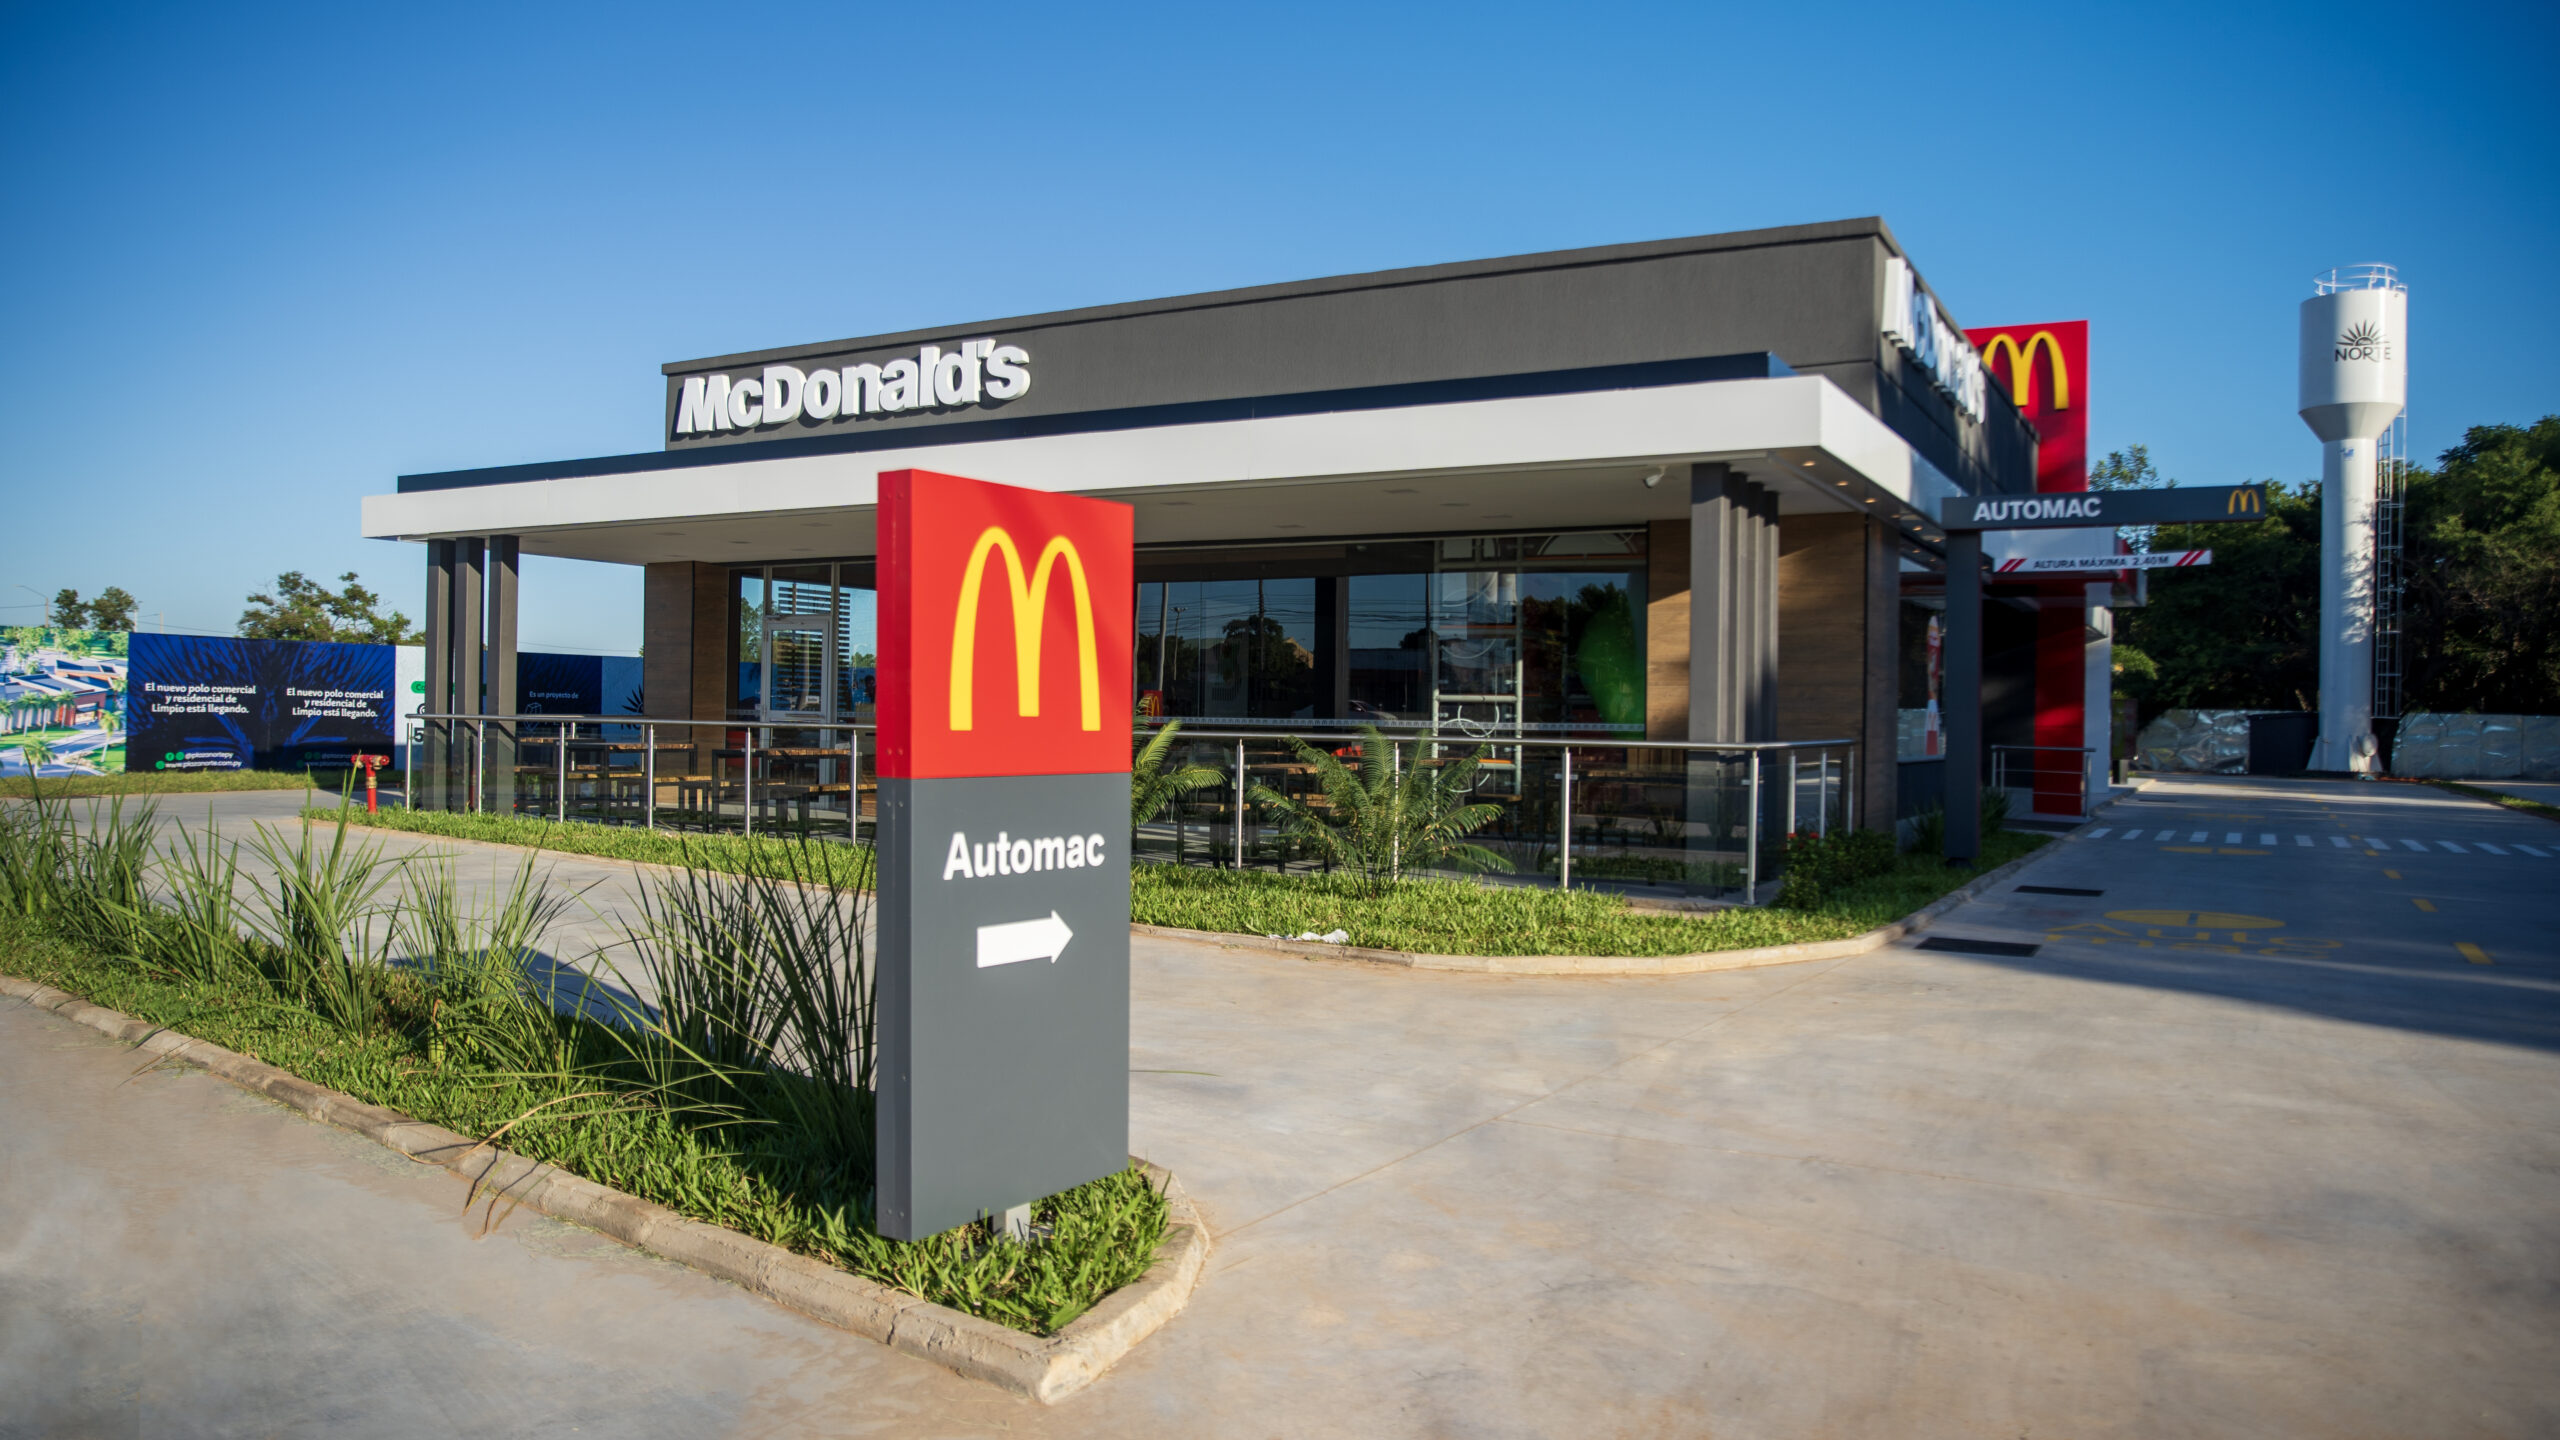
1993 549 2211 574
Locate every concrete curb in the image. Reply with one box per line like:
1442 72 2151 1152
0 976 1208 1405
1131 823 2098 977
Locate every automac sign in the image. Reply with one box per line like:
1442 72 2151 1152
672 339 1032 436
872 467 1134 1242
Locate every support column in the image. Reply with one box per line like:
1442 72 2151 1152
1753 484 1781 741
2084 581 2114 802
423 540 454 809
484 536 520 815
1317 576 1349 721
1689 464 1740 744
453 538 484 812
1944 531 1984 864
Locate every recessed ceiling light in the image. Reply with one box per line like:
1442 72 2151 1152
1801 460 1817 467
1387 487 1420 495
1862 497 1877 504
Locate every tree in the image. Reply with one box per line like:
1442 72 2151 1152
2400 417 2560 713
88 587 138 631
2114 482 2322 713
2088 444 2171 492
239 571 422 644
49 590 89 628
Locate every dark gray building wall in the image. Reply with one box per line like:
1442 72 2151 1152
662 218 2038 497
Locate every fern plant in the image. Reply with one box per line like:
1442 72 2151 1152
1248 726 1512 893
1130 719 1226 826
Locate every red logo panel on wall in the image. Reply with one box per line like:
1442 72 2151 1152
1965 320 2088 494
877 469 1135 780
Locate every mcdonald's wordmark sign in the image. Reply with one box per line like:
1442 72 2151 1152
1939 483 2273 532
876 468 1135 1240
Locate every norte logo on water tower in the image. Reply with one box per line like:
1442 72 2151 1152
2334 321 2391 363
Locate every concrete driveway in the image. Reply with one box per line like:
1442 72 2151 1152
4 778 2557 1437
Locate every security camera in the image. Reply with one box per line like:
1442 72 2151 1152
1642 468 1665 489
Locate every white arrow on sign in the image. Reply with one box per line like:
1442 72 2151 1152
976 911 1074 968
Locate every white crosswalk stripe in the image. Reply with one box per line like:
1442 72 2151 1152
2089 827 2111 838
2121 828 2547 859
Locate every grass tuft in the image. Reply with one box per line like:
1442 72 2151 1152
1 770 325 799
2426 779 2560 825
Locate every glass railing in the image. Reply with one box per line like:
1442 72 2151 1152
400 713 1854 905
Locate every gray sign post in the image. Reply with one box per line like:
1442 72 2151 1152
1934 485 2272 864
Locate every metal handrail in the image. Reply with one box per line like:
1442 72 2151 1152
1990 744 2095 820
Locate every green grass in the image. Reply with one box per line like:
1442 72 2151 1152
1 913 1165 1335
317 804 2045 957
2428 779 2560 824
305 804 876 888
2 770 323 799
1133 829 2048 956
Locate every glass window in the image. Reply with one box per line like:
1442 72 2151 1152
1346 573 1428 723
1135 578 1318 721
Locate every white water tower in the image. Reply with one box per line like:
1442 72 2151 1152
2298 265 2408 774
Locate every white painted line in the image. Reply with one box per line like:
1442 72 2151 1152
2477 842 2508 855
2159 830 2179 841
2400 840 2429 853
2259 834 2277 846
2088 827 2112 839
2518 844 2551 857
2225 832 2242 844
2329 836 2350 848
976 911 1074 968
2191 831 2209 843
2123 829 2146 841
2438 841 2469 853
2295 835 2314 846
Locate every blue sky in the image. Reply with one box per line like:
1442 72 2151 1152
3 0 2552 653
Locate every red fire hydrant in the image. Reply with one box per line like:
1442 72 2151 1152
354 754 387 814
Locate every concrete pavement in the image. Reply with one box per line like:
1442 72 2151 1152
5 777 2557 1436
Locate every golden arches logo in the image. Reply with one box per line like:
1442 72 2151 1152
1980 329 2072 412
949 526 1101 732
2228 487 2263 515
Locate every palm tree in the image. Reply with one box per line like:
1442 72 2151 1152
1131 719 1226 827
20 734 56 774
1249 725 1511 893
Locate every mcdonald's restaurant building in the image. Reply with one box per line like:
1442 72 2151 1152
366 217 2110 829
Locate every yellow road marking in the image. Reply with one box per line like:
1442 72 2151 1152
2107 910 2283 929
2458 942 2493 966
2412 897 2437 912
2218 847 2269 855
2163 845 2213 853
2384 869 2402 879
